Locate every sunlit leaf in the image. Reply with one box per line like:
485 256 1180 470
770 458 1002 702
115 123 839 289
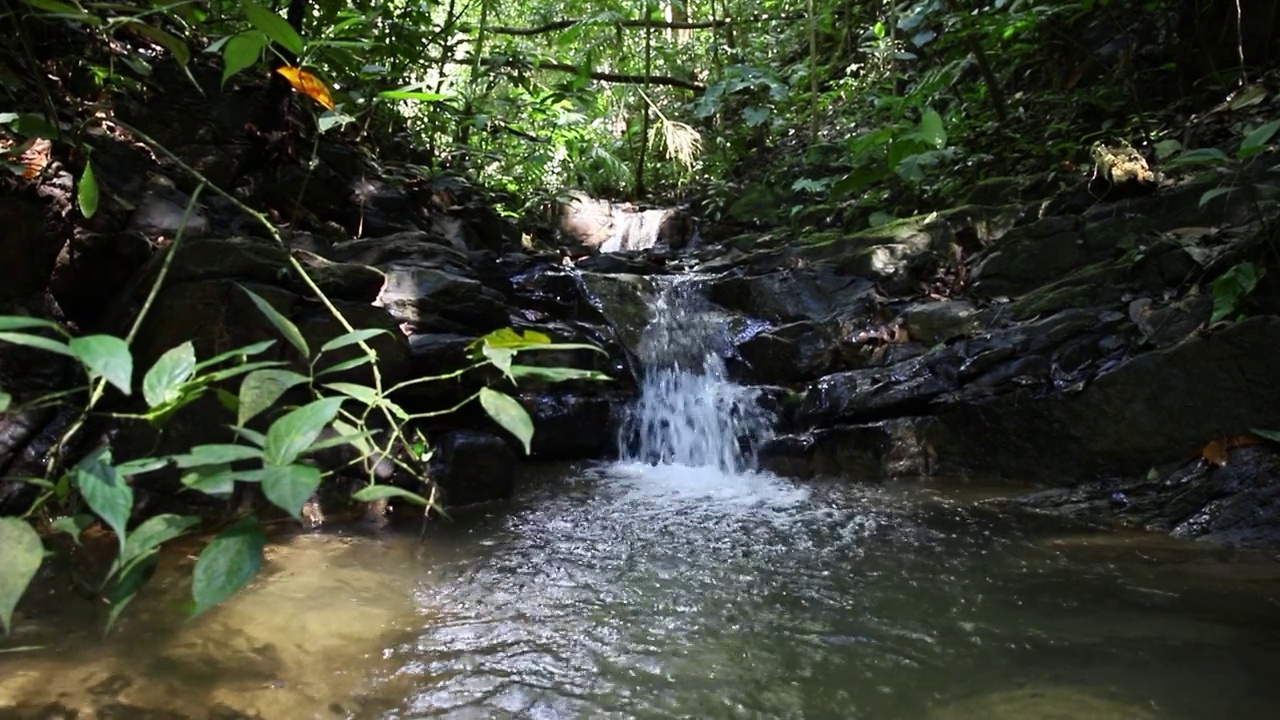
259 464 321 519
0 517 43 635
237 284 307 357
0 331 73 357
919 107 946 149
104 552 157 635
69 334 132 395
221 31 267 86
123 21 191 65
142 342 196 409
262 396 345 466
171 444 263 469
77 160 98 218
72 448 133 553
479 387 533 454
319 328 388 354
240 0 304 56
1239 119 1280 159
190 516 264 618
351 484 431 506
193 339 276 370
50 514 95 545
275 66 335 110
237 368 309 426
114 514 199 576
1251 428 1280 443
377 89 445 102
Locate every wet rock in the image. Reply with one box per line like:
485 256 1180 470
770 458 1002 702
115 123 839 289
428 429 516 506
127 180 210 238
573 252 666 275
920 315 1280 480
760 419 934 480
48 232 154 328
320 231 475 276
797 355 957 426
519 392 621 459
575 272 656 357
900 300 984 344
969 215 1091 296
375 264 510 334
730 320 835 385
1005 444 1280 547
0 189 63 300
706 270 840 322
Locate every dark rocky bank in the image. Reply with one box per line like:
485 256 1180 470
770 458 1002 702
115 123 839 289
3 61 1280 548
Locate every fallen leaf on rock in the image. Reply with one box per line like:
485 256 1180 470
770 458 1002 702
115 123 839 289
1201 435 1260 466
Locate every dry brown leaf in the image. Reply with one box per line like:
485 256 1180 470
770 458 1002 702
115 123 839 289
18 137 51 179
1200 435 1260 467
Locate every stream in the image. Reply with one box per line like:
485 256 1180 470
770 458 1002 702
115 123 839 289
3 277 1280 719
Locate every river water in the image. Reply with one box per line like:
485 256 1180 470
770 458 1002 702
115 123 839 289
4 277 1280 718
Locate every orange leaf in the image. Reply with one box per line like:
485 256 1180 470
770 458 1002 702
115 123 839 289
1201 435 1261 467
275 66 335 110
1201 439 1229 467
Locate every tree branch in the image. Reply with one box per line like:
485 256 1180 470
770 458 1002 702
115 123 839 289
486 58 705 91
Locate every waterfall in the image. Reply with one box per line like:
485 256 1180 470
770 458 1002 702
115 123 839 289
617 276 773 474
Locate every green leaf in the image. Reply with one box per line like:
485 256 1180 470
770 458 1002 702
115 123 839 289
0 331 73 357
376 89 445 102
69 335 133 395
180 465 238 496
319 328 389 353
72 448 133 553
1199 185 1235 208
77 160 98 219
193 339 276 370
1239 119 1280 158
190 516 264 618
315 355 373 376
116 457 172 476
482 344 515 379
0 517 43 635
221 30 267 86
237 284 309 358
50 514 95 545
351 484 430 506
1251 428 1280 443
115 514 199 576
104 552 157 636
241 0 304 56
262 396 345 466
509 365 611 382
18 0 97 23
260 464 322 519
919 107 946 149
142 342 197 408
1166 147 1231 168
124 21 191 65
0 316 65 333
479 387 533 454
172 443 263 469
237 368 309 426
0 391 9 413
320 381 381 408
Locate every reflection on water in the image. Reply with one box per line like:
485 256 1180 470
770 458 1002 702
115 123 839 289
3 463 1280 719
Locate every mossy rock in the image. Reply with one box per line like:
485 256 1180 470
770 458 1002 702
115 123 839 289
1007 260 1130 319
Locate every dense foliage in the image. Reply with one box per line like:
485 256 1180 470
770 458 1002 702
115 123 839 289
1 0 1278 633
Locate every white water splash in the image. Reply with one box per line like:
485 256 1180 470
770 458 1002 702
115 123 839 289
618 277 774 474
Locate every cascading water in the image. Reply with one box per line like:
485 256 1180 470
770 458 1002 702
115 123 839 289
617 276 774 474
